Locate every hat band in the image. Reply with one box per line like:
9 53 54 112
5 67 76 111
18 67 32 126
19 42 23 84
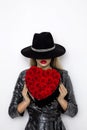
31 45 55 52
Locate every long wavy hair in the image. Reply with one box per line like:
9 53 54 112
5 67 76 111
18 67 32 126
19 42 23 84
29 58 63 70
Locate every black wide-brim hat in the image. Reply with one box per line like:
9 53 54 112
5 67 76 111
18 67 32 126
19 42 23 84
21 32 66 59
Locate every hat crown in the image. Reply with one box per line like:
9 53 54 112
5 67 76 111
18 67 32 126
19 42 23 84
32 32 54 49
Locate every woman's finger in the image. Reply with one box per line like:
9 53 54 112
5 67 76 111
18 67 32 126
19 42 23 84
24 83 27 89
59 83 68 98
22 84 28 96
59 87 63 94
60 83 67 94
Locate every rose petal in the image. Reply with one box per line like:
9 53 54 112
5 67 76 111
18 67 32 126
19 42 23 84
25 66 61 100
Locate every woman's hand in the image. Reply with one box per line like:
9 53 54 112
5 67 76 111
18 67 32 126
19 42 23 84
17 84 31 114
22 83 31 103
57 83 68 111
58 83 68 99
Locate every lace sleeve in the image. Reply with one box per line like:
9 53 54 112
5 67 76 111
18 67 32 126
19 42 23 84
8 70 26 118
61 70 78 117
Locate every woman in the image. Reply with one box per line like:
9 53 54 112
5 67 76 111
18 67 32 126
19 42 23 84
8 32 78 130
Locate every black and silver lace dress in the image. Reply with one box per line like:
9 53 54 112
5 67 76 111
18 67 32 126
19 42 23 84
8 68 78 130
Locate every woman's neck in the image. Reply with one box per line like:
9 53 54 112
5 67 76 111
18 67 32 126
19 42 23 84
37 65 52 70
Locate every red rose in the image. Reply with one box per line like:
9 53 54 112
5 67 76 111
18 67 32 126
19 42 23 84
25 66 61 100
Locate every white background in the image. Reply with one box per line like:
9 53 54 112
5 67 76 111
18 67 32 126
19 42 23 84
0 0 87 130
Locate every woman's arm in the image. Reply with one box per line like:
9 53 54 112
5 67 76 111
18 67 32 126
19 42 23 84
57 70 78 117
8 70 29 118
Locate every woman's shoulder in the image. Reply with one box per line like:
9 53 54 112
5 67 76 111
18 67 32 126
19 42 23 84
18 69 28 77
20 69 27 74
54 67 68 75
54 68 70 81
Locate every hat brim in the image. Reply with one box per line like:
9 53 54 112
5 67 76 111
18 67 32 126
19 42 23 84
21 44 66 59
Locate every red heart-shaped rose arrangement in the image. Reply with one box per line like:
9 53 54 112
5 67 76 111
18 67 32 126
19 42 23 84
25 66 61 100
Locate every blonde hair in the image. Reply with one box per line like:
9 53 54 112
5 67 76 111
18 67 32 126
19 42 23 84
29 58 63 70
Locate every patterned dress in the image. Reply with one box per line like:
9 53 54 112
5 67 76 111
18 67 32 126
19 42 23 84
8 68 78 130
